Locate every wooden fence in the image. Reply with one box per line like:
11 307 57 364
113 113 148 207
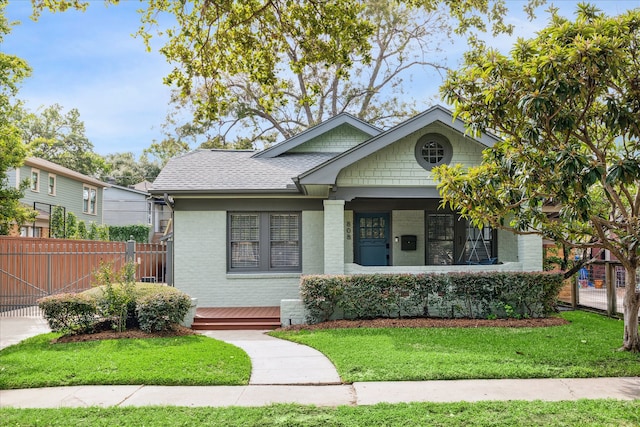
0 236 171 316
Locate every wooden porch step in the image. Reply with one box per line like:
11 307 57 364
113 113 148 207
192 321 282 330
191 306 281 331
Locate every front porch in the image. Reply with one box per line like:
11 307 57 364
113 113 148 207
322 199 543 274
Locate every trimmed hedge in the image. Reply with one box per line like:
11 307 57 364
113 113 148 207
108 225 150 243
37 293 98 335
301 272 564 324
38 284 192 335
136 291 191 332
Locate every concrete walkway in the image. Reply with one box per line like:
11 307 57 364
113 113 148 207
200 330 341 385
0 315 50 350
1 316 639 408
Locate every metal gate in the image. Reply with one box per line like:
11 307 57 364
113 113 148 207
0 237 171 316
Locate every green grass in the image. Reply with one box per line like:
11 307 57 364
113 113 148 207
1 400 638 426
0 334 250 390
270 311 640 382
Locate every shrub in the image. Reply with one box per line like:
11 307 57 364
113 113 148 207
300 272 564 324
93 262 136 332
77 220 88 239
38 293 97 335
136 289 191 332
108 225 150 243
300 275 345 323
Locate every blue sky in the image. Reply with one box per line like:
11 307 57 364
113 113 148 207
4 1 639 157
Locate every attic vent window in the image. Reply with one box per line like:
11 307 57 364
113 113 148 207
415 134 452 171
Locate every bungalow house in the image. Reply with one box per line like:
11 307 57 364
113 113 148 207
6 157 108 237
150 106 542 322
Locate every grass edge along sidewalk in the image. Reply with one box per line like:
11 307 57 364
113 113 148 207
1 400 639 427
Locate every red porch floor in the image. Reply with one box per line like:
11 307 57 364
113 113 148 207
192 306 281 330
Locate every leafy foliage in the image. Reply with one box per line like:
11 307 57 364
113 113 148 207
108 225 150 243
49 205 65 238
65 211 77 238
301 272 563 324
136 291 191 332
39 263 192 335
17 104 106 177
0 0 36 234
93 262 136 332
31 0 546 155
101 152 161 186
160 1 452 148
437 4 640 351
37 293 97 335
76 220 87 239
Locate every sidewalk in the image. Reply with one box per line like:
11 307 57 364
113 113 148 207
1 316 638 408
2 378 638 408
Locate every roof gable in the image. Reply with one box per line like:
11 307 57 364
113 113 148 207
253 113 381 159
296 105 499 185
24 157 108 188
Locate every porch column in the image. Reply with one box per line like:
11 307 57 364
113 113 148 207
517 233 543 271
324 199 345 274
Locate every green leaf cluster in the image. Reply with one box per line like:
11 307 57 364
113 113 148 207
39 262 191 334
438 4 640 351
0 0 36 234
301 272 563 324
107 224 150 243
36 292 97 335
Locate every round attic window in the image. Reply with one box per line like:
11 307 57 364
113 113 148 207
415 134 452 171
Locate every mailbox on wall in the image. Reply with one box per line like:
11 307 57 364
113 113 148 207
401 235 417 251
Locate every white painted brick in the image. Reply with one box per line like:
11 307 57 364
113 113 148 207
280 299 307 325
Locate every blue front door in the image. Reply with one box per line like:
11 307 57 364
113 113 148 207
355 213 390 266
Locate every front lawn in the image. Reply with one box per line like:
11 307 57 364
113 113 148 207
0 334 251 390
271 311 640 382
1 400 638 426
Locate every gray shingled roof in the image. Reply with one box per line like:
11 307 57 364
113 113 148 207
151 150 337 193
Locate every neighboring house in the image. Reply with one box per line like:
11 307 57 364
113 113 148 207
103 184 150 226
133 181 172 240
6 157 108 237
102 183 171 242
150 106 543 309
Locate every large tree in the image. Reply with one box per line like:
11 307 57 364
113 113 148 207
436 4 640 351
33 0 543 149
101 152 161 187
0 0 36 234
161 1 452 147
17 103 107 177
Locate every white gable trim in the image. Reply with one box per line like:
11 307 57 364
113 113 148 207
297 105 499 185
252 112 382 159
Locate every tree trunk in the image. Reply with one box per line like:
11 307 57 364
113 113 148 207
621 265 640 352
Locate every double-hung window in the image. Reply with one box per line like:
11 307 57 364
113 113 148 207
83 185 97 215
48 174 56 196
30 169 40 192
229 212 301 272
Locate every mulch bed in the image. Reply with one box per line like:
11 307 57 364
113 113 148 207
277 316 569 331
54 325 198 344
